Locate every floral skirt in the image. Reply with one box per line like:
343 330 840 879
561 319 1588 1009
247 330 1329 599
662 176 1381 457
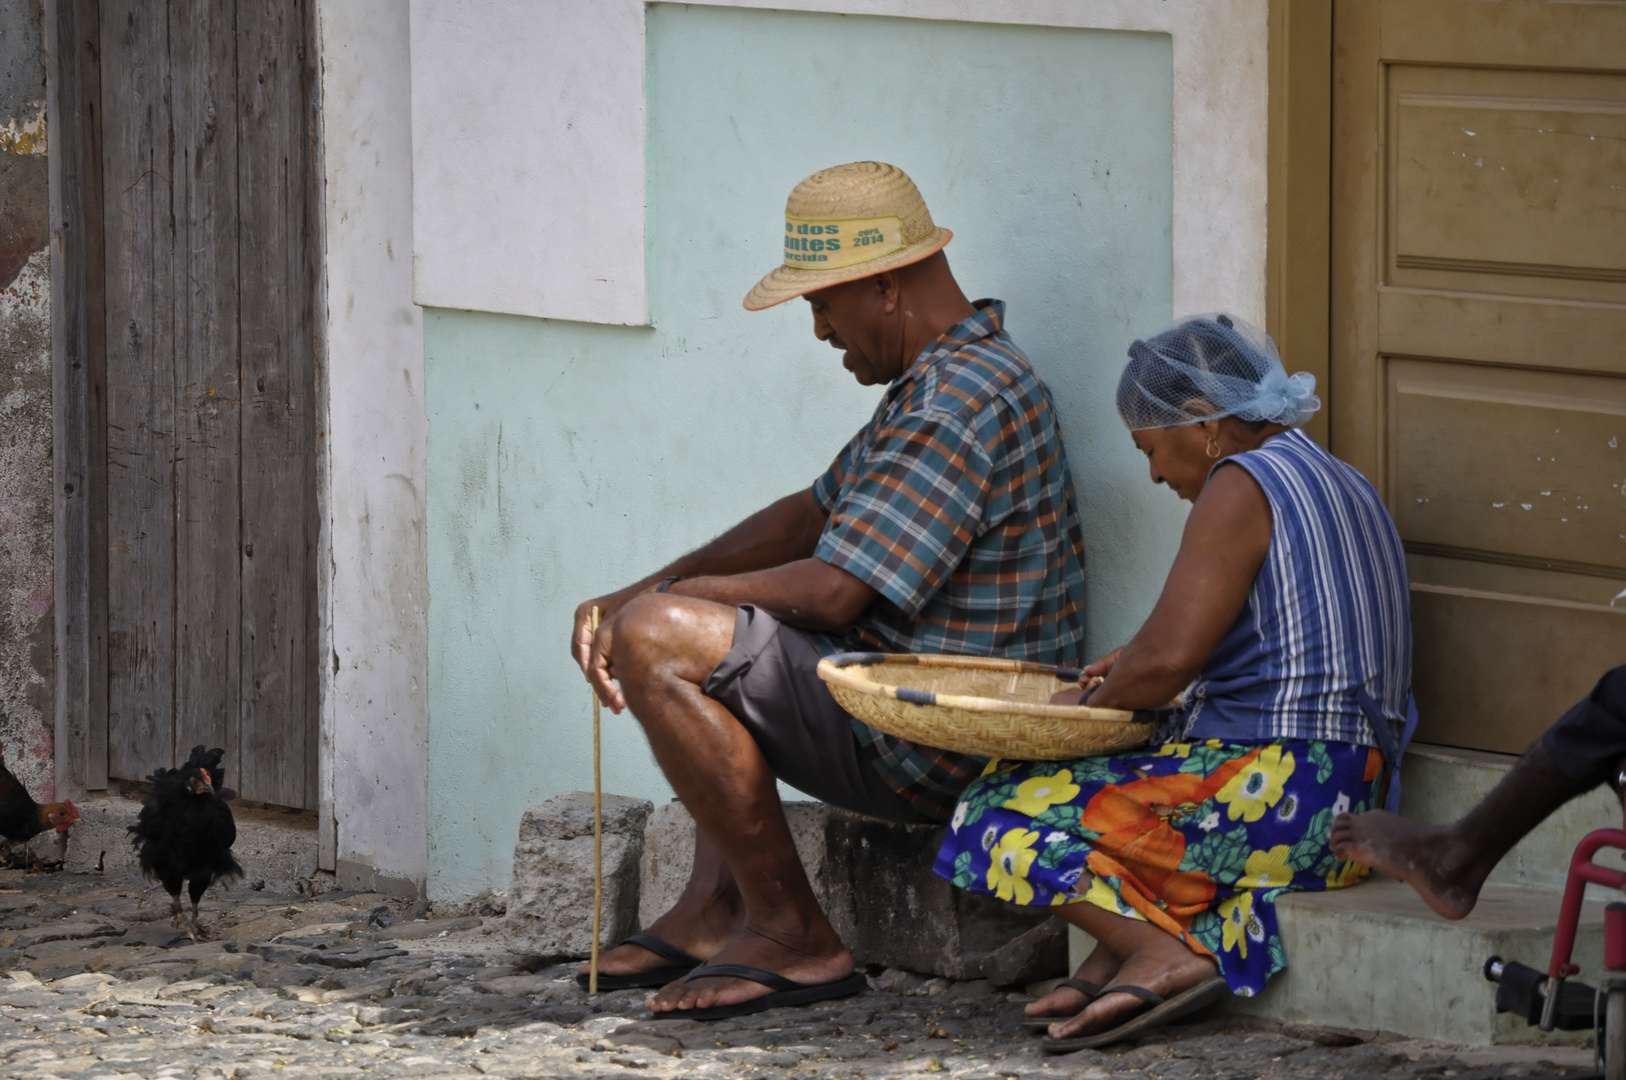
934 739 1385 997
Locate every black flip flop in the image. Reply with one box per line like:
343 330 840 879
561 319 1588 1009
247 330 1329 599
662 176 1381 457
1020 978 1104 1030
576 931 703 991
648 962 870 1021
1041 977 1230 1053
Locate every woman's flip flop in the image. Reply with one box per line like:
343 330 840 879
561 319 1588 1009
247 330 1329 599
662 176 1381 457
1041 977 1230 1053
1020 978 1104 1030
649 962 870 1021
576 931 703 991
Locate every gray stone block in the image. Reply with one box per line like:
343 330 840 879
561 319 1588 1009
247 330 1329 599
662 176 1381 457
507 791 653 961
976 916 1068 988
637 800 1065 984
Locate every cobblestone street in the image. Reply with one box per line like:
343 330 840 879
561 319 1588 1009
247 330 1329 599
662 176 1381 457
0 869 1599 1079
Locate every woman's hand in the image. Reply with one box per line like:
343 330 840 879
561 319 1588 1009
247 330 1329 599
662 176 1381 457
1048 648 1121 705
1082 648 1123 683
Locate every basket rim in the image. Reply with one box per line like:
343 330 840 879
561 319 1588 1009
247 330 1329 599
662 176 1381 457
816 651 1142 724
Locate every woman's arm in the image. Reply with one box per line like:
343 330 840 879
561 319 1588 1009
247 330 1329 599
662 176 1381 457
1086 463 1274 711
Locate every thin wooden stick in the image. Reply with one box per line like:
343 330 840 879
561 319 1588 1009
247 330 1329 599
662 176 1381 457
588 606 603 995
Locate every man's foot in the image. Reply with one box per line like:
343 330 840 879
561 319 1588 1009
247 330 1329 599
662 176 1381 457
1046 931 1218 1040
648 925 853 1015
1330 811 1485 920
1026 944 1121 1020
577 902 738 983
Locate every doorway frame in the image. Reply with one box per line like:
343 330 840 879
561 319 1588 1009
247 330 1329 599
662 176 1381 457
45 0 332 830
1266 0 1334 450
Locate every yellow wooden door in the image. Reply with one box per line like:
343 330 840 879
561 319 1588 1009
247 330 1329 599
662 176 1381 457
1331 0 1626 754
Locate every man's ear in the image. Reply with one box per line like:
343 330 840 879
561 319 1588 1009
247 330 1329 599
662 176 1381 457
872 270 899 312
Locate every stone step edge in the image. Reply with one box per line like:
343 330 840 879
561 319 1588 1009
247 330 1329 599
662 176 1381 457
36 794 322 896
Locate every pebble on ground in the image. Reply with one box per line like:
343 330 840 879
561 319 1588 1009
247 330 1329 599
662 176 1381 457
0 868 1598 1079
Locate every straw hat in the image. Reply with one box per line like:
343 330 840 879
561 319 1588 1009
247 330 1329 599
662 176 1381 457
743 161 953 311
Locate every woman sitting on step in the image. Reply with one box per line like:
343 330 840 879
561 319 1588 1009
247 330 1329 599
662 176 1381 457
935 314 1415 1053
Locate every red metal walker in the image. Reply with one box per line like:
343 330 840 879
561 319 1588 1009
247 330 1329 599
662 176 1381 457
1485 767 1626 1078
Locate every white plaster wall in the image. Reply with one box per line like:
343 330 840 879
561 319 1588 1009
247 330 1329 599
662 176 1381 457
315 0 429 897
410 0 1271 326
410 0 647 325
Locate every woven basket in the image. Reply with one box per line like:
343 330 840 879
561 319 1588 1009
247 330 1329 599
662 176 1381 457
816 652 1159 761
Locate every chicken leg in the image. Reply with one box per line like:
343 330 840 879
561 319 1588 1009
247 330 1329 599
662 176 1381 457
186 874 214 940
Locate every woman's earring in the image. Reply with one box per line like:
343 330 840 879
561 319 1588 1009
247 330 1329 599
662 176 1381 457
1205 436 1221 459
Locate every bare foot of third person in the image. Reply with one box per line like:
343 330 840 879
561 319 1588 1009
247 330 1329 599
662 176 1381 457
1329 810 1487 921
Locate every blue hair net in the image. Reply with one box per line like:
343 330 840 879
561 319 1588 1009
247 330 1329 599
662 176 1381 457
1115 313 1321 431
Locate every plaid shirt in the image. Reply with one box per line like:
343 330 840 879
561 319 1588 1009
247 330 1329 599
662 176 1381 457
810 300 1088 821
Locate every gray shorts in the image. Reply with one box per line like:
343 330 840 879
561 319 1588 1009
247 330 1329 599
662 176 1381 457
699 605 938 825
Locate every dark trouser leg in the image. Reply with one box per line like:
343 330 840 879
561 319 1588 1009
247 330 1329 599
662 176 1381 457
1538 666 1626 791
1332 666 1626 919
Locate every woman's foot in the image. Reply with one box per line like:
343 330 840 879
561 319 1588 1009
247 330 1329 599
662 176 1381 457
1046 925 1219 1040
1026 943 1121 1020
1329 811 1487 920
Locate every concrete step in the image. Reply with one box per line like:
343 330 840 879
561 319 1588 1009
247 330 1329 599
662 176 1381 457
51 794 322 896
1067 877 1607 1047
1399 743 1623 893
1224 877 1608 1046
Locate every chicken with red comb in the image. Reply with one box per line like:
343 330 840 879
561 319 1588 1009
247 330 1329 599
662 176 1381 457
0 744 81 850
129 746 242 939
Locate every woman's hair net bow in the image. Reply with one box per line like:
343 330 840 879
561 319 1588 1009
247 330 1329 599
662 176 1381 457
1115 313 1321 431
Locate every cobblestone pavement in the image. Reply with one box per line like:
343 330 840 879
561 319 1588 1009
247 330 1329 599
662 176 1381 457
0 870 1598 1079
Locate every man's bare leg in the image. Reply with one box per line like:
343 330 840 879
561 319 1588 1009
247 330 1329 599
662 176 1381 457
576 826 741 980
1039 900 1219 1040
1330 743 1591 920
609 594 851 1013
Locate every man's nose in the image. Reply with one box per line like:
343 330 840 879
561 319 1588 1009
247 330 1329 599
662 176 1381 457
812 313 833 341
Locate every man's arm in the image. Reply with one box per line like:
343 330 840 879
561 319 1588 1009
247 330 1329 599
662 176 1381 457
571 488 836 672
667 558 876 632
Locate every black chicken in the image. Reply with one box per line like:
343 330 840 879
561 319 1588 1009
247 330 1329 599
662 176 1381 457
128 746 242 938
0 744 80 852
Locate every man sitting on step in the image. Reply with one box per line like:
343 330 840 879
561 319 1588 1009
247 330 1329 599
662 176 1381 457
570 161 1087 1020
1332 666 1626 919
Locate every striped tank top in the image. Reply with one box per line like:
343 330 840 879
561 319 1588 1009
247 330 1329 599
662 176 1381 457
1180 428 1413 750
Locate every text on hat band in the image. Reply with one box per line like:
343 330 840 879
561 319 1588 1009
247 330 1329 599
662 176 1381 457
782 214 903 271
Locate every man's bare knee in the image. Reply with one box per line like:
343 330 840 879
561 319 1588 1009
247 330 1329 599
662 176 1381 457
613 594 737 689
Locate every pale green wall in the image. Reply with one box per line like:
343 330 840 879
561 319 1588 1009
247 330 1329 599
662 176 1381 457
425 6 1178 899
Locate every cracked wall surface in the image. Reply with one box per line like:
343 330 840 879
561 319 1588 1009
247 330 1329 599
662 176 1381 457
0 0 54 800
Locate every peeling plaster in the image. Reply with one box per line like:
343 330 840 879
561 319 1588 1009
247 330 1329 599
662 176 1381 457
0 247 54 801
0 103 43 154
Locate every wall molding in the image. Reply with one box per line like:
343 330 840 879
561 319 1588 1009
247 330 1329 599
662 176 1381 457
410 0 1270 326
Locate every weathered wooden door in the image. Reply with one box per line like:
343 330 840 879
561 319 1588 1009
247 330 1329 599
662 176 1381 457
1331 0 1626 754
93 0 320 806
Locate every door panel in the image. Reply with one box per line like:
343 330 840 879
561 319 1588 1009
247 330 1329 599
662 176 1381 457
1333 0 1626 754
1392 72 1626 280
102 0 181 783
1388 359 1626 572
96 0 320 806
